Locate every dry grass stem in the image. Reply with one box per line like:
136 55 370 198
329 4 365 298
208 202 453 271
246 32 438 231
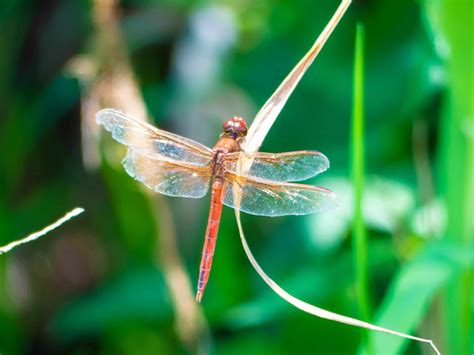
233 0 439 353
0 208 84 255
69 0 210 351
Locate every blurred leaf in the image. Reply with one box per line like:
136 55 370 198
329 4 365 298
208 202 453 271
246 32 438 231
102 323 175 355
362 241 474 354
216 330 285 355
1 75 80 189
423 0 474 353
307 177 415 251
101 159 156 261
0 1 32 102
0 256 24 355
51 266 172 342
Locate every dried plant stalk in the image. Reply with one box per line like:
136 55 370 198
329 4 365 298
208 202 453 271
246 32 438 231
0 208 84 255
233 1 439 353
68 0 210 352
243 0 352 154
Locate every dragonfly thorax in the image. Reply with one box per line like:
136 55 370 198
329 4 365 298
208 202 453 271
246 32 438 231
210 149 227 178
215 117 246 153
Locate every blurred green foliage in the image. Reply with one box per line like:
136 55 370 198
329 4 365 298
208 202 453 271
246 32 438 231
0 0 472 354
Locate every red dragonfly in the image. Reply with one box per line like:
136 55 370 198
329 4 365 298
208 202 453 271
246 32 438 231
97 108 337 302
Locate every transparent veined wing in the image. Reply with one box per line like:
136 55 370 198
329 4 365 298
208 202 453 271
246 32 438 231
224 151 329 182
222 172 338 216
96 108 213 166
123 149 211 198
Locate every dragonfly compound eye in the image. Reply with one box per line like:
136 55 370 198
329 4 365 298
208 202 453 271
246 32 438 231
230 116 248 136
223 117 248 137
223 120 234 132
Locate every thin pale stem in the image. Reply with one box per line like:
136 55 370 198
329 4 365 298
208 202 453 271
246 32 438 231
0 208 84 255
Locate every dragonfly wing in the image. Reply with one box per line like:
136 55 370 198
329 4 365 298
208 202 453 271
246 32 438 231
124 149 211 198
224 151 329 182
222 172 338 216
97 108 213 166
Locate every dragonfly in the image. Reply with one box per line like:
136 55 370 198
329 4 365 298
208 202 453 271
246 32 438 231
96 108 337 302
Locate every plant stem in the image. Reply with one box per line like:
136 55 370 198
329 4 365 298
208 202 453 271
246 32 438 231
351 22 372 354
435 1 474 353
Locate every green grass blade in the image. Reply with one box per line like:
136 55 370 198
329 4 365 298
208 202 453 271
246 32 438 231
351 22 372 352
364 241 473 354
433 1 474 353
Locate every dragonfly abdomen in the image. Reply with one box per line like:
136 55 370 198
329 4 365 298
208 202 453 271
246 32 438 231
196 178 224 302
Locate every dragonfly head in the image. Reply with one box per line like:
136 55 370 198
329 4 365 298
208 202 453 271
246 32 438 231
222 116 248 139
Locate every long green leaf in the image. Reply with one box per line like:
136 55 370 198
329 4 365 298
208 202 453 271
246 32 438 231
363 241 473 354
351 22 372 352
424 0 474 353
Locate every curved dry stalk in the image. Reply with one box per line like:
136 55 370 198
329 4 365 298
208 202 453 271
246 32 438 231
243 0 352 154
233 1 439 354
234 0 352 199
234 208 439 355
68 0 210 351
0 208 84 255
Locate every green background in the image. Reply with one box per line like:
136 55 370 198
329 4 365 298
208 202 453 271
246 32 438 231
0 0 472 354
